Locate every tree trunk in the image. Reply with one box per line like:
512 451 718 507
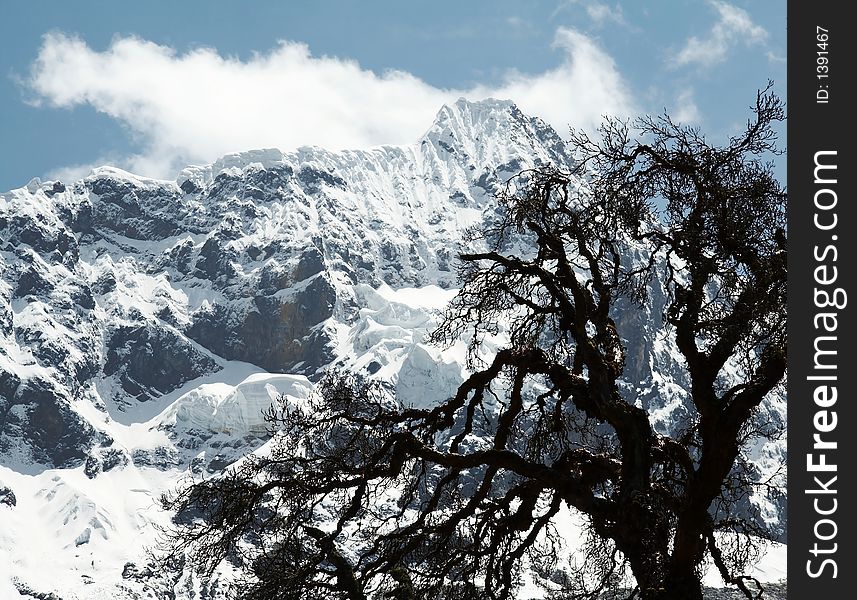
626 544 704 600
633 567 704 600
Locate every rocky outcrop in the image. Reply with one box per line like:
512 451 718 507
186 273 335 375
103 324 220 403
1 376 103 467
0 484 15 507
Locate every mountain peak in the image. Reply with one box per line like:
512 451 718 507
172 99 566 190
426 97 519 140
422 97 568 170
443 97 518 120
176 148 288 190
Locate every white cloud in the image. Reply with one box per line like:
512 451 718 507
45 160 113 183
550 1 632 29
766 50 786 64
672 89 701 124
470 28 635 136
585 2 631 29
26 29 635 180
672 1 768 68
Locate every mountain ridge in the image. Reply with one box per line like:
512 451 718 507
0 98 786 598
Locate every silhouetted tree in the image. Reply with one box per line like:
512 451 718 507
159 86 786 600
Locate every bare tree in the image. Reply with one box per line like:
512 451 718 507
159 87 786 600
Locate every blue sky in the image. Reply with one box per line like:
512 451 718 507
0 0 785 191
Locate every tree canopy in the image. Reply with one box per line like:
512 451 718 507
160 87 786 600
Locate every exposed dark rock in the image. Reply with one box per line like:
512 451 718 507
209 171 240 190
436 247 452 272
0 370 20 401
25 379 99 467
256 262 290 295
297 166 346 192
437 140 455 154
101 447 130 472
80 446 125 479
247 165 293 191
180 179 200 194
187 274 335 375
6 215 75 256
293 247 325 282
122 561 154 580
91 201 180 240
45 181 66 197
474 169 497 194
0 300 12 334
449 190 468 205
164 238 196 274
496 158 524 176
26 335 71 372
88 177 128 198
70 285 96 310
84 454 101 479
131 446 180 469
0 484 15 507
156 305 181 327
12 579 65 600
66 201 94 235
87 179 182 240
245 245 263 261
0 375 101 469
104 324 221 402
614 293 657 387
91 269 117 295
193 237 237 281
366 361 382 375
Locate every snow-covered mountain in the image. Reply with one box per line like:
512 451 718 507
0 99 785 598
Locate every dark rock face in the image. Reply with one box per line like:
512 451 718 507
0 376 101 468
131 446 180 469
192 237 237 281
6 215 75 257
180 179 200 195
84 454 101 479
104 324 220 403
84 447 130 479
101 447 129 471
0 370 21 401
245 164 294 194
13 267 52 299
187 273 336 375
28 397 100 467
297 166 345 192
87 178 183 240
0 484 15 507
293 247 325 282
45 181 66 197
2 161 353 467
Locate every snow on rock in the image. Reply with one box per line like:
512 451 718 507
0 463 180 600
396 343 463 409
159 372 312 437
0 98 787 598
0 484 15 507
